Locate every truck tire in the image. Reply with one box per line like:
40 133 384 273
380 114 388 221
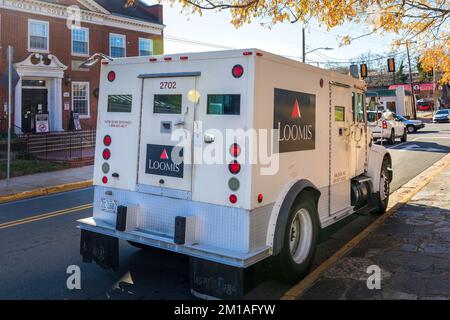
272 195 319 284
400 129 408 142
387 129 396 145
374 157 391 214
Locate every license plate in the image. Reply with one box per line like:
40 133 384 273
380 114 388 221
100 198 118 213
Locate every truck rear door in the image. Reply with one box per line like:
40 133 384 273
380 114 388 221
137 73 199 193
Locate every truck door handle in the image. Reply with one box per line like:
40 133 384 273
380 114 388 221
204 133 215 144
174 121 185 127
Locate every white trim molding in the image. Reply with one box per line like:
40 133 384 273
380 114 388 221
15 53 68 79
1 0 164 35
77 0 110 15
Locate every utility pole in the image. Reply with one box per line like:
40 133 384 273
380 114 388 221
7 46 13 189
302 27 306 63
406 41 417 120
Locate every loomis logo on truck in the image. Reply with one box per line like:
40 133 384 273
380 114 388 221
145 144 184 178
274 88 316 153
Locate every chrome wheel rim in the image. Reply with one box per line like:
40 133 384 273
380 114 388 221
289 208 313 264
408 126 415 133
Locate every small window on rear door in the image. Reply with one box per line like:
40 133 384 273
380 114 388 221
108 95 132 113
154 94 182 114
207 94 241 115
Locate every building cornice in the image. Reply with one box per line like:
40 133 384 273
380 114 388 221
0 0 164 35
77 0 110 15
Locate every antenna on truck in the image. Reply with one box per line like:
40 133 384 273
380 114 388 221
79 53 114 69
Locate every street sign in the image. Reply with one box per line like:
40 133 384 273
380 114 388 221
1 64 20 90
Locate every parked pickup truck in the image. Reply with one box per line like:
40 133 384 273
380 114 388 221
367 111 407 144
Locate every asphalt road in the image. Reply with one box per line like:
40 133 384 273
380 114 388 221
0 123 449 300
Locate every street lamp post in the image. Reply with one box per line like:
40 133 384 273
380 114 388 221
302 27 333 64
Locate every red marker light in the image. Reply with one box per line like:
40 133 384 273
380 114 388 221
103 135 112 146
180 56 189 60
149 58 157 62
258 194 264 203
229 161 241 175
243 52 253 56
164 57 172 61
229 195 238 204
102 149 111 160
102 176 108 184
232 65 244 78
230 143 241 157
107 71 116 82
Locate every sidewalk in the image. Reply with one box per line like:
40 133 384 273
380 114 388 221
0 165 93 201
299 164 450 300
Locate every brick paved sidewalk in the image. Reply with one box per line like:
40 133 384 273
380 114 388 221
300 165 450 300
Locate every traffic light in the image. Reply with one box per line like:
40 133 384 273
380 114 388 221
387 58 396 73
360 64 368 78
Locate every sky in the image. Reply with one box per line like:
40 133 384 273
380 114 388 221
145 1 402 67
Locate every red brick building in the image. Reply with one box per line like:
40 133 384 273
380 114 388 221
0 0 164 133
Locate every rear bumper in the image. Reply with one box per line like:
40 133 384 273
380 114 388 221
78 186 273 268
78 217 271 268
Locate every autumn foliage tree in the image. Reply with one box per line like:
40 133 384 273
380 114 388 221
129 0 449 82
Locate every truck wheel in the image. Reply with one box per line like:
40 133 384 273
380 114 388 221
400 129 408 142
375 158 391 214
274 195 319 284
407 125 416 134
387 130 395 145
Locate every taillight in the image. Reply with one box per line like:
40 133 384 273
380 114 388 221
103 149 111 160
232 65 244 78
229 194 238 204
229 161 241 175
102 176 108 184
230 143 241 157
103 135 112 146
107 71 116 82
382 120 388 129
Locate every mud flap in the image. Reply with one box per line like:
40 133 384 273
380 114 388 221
80 230 119 271
190 257 250 300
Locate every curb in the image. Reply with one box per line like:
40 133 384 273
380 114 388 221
281 153 450 300
0 180 93 204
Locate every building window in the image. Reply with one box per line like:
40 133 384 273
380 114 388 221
72 27 89 56
139 38 153 56
110 33 126 58
72 82 90 117
29 20 49 52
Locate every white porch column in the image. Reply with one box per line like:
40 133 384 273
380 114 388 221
48 77 64 132
14 79 22 134
55 78 63 131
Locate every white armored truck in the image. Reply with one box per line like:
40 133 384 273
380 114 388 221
79 49 392 299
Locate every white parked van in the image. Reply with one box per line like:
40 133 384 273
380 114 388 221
79 49 393 299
